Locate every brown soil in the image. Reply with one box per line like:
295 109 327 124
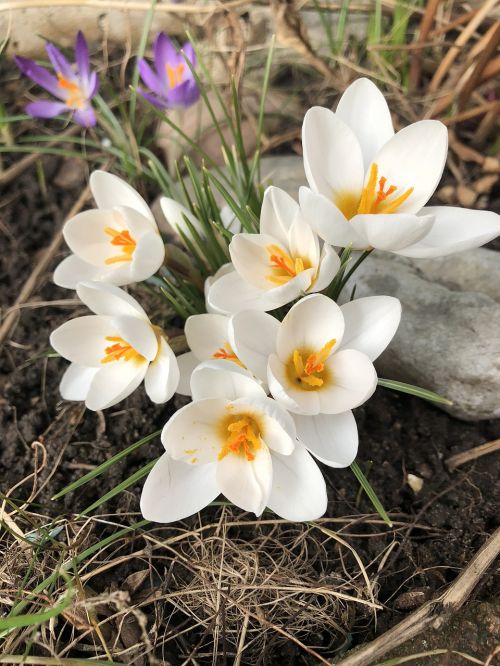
1 152 499 664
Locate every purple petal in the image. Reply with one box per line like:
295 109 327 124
154 32 179 85
75 31 90 80
45 42 74 80
15 56 62 98
167 79 200 108
26 100 69 119
138 58 165 97
86 70 100 98
73 105 97 128
137 87 169 109
181 42 196 68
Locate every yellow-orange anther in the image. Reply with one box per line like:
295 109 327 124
218 417 261 462
212 342 245 368
357 163 414 216
291 338 336 388
166 62 185 89
267 244 307 285
104 227 137 265
100 336 144 364
57 73 85 109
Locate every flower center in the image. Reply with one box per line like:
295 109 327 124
165 62 185 89
335 162 414 219
218 415 262 462
57 73 85 109
212 342 245 368
286 339 336 391
100 336 145 364
266 244 311 285
104 227 137 265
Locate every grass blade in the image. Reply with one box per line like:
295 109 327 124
350 461 393 527
378 379 453 406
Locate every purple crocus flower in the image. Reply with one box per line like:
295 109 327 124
15 32 99 128
137 33 200 110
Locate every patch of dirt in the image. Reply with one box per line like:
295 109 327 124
1 153 499 664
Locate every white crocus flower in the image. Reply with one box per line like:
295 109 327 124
230 293 401 467
207 186 341 314
54 171 165 289
300 78 500 257
140 363 327 522
50 281 179 410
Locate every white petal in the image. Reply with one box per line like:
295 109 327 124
318 350 377 413
309 243 341 293
207 270 311 314
336 78 394 170
130 232 165 282
85 359 148 410
176 351 199 396
339 296 401 361
230 396 296 454
204 263 234 314
229 310 279 384
190 362 267 402
144 336 179 403
229 233 281 290
53 254 106 290
260 186 300 246
396 206 500 258
118 206 158 237
221 205 241 233
293 411 358 467
110 315 157 360
350 213 435 252
185 313 231 362
59 363 98 401
76 281 148 319
140 453 219 522
276 294 344 363
371 120 448 214
90 170 154 222
161 398 225 463
160 197 205 240
267 354 321 415
288 216 320 268
302 106 365 200
216 444 272 516
267 442 327 520
63 209 123 266
50 315 115 366
299 188 366 249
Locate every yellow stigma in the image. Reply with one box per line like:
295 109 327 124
100 336 145 364
166 62 185 89
218 414 262 462
287 339 336 391
104 227 137 265
211 342 245 368
266 244 311 285
335 162 414 219
57 73 85 109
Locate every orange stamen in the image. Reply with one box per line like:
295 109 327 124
166 62 185 89
104 227 136 265
57 73 85 109
267 244 308 285
212 342 245 368
218 417 262 462
100 336 144 364
290 339 336 390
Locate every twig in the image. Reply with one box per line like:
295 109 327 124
408 0 440 92
446 439 500 471
0 185 90 347
336 528 500 666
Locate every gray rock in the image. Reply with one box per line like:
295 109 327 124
342 250 500 421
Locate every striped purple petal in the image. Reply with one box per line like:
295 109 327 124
166 79 199 108
138 58 166 97
86 70 100 98
153 32 177 84
75 31 90 81
181 42 196 68
15 56 62 98
45 43 74 80
73 105 97 128
137 87 169 109
26 100 69 119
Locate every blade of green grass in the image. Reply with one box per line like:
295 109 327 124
378 379 453 406
350 461 393 527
